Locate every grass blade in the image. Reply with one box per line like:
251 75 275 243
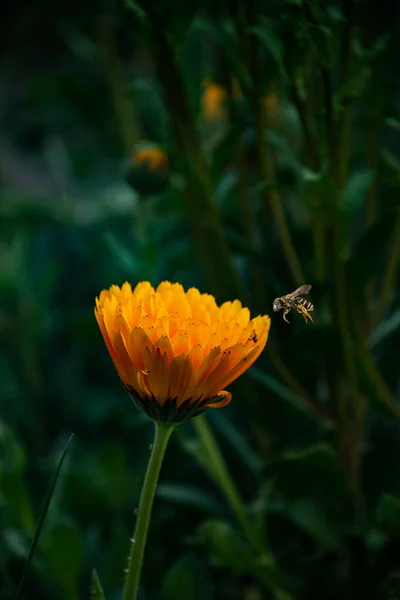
16 433 74 600
91 569 106 599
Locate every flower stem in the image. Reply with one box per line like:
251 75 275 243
122 422 174 600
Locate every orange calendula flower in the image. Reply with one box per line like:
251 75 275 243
95 282 270 424
131 146 168 171
202 80 228 120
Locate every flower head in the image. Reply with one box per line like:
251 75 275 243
95 282 270 423
131 144 168 172
202 80 228 120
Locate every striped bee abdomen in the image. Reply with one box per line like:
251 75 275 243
296 297 314 310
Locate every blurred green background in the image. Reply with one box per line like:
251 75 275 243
1 0 400 598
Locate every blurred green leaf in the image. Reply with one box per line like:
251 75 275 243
336 34 389 104
347 212 399 286
370 310 400 348
385 117 400 133
157 483 224 515
287 498 342 550
198 520 252 574
176 432 220 482
342 169 374 216
91 569 106 600
162 555 211 600
102 233 140 276
0 423 35 535
251 18 286 80
208 410 263 474
16 434 73 600
40 520 83 590
265 444 349 514
249 367 333 429
195 18 252 92
377 494 400 536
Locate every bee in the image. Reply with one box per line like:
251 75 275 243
249 330 258 343
272 284 314 324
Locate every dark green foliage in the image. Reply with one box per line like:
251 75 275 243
1 0 400 599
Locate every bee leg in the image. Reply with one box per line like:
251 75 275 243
283 309 290 324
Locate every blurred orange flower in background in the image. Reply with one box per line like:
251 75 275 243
202 80 228 120
95 281 270 423
131 146 168 171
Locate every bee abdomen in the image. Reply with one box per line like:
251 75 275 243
297 298 314 310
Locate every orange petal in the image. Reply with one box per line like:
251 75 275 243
206 390 232 408
94 308 114 357
215 345 260 391
168 354 195 406
113 313 131 348
153 335 174 364
142 348 170 406
112 331 133 385
188 344 204 371
195 346 222 384
198 350 232 398
171 331 191 355
128 327 154 371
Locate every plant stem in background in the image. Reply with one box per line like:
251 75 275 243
122 423 174 600
291 78 326 281
141 3 243 303
374 211 400 325
365 111 381 227
329 0 366 507
246 1 304 287
96 10 140 155
194 415 265 555
193 415 293 600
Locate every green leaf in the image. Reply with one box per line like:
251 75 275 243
336 34 389 103
370 309 400 348
342 169 374 216
377 494 400 536
102 233 140 276
346 211 399 287
385 117 400 134
123 0 148 22
16 433 74 600
248 367 333 429
91 569 106 600
265 444 349 509
287 498 342 550
156 483 224 515
176 431 220 482
0 423 35 535
198 520 252 575
251 19 286 80
195 18 252 93
41 521 83 590
162 555 210 600
207 410 263 474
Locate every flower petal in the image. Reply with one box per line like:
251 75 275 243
128 327 154 371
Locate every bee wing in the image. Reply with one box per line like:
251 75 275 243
285 284 312 299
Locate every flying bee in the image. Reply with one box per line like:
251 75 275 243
249 330 258 343
272 284 314 324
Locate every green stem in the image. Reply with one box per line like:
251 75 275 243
96 10 139 154
193 415 266 556
194 415 293 600
374 211 400 325
122 422 174 600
